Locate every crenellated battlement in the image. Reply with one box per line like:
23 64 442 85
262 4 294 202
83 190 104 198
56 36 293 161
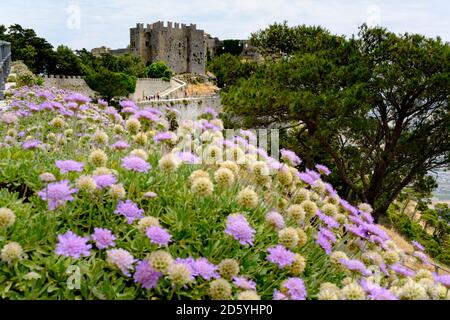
130 21 207 75
44 75 84 79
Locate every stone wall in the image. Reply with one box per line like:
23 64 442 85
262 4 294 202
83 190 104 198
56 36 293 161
0 41 12 100
130 21 206 75
137 95 222 121
43 75 97 97
129 78 172 101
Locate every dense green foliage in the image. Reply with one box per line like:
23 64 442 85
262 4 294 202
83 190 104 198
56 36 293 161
145 61 172 81
85 69 137 102
207 53 258 88
0 24 54 74
221 23 450 222
387 202 450 266
217 40 244 56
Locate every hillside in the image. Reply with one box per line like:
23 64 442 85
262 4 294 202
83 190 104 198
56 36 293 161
0 86 449 300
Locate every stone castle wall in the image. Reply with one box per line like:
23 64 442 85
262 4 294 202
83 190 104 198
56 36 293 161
130 78 172 101
43 75 97 98
130 21 206 75
137 95 222 121
0 41 12 100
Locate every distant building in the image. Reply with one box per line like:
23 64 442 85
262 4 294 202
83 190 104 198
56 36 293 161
110 48 129 56
130 21 207 75
91 46 111 57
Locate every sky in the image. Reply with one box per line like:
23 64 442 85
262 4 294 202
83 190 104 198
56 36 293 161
0 0 449 50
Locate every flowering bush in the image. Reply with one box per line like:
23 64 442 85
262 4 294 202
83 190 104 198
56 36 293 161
0 86 448 300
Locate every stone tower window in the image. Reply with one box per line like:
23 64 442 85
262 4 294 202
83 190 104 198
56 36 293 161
145 41 149 47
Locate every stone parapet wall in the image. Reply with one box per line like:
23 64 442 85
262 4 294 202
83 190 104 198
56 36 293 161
137 95 222 120
0 41 12 99
43 75 97 97
130 78 175 101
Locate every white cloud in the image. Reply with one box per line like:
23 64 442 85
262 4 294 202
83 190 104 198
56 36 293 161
0 0 448 49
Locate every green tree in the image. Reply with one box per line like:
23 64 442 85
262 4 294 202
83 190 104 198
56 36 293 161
146 61 172 80
223 24 450 222
50 45 84 75
250 21 339 59
207 53 258 88
85 69 136 102
217 40 244 56
0 24 55 74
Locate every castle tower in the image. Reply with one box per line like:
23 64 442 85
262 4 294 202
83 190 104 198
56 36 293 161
130 21 207 75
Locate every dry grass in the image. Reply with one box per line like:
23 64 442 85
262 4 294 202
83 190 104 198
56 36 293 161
185 83 218 96
379 225 450 275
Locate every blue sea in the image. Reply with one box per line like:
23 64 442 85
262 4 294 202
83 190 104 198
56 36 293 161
433 170 450 201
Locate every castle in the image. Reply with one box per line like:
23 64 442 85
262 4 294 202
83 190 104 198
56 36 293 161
130 21 207 75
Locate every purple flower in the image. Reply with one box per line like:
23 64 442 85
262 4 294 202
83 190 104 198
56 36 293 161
345 224 368 239
203 107 218 118
282 278 307 300
280 149 302 166
55 160 84 174
22 139 42 150
114 199 144 224
55 231 91 259
412 240 425 251
435 275 450 288
316 232 332 254
134 260 162 290
268 160 283 170
319 227 337 243
224 214 255 246
146 225 172 247
317 210 340 229
192 258 219 280
174 257 196 276
368 287 399 300
315 164 331 176
340 199 358 215
267 245 295 268
305 169 321 182
106 248 135 277
323 182 338 198
233 276 256 290
340 258 371 276
93 174 117 189
175 151 201 164
121 156 151 173
111 140 130 150
361 279 398 300
349 215 365 226
65 93 91 105
92 228 116 249
297 172 315 185
368 235 385 246
265 211 285 229
38 180 78 210
363 223 389 240
273 290 287 300
390 264 415 277
412 251 430 266
153 132 173 143
136 110 160 122
98 99 108 107
119 100 137 110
